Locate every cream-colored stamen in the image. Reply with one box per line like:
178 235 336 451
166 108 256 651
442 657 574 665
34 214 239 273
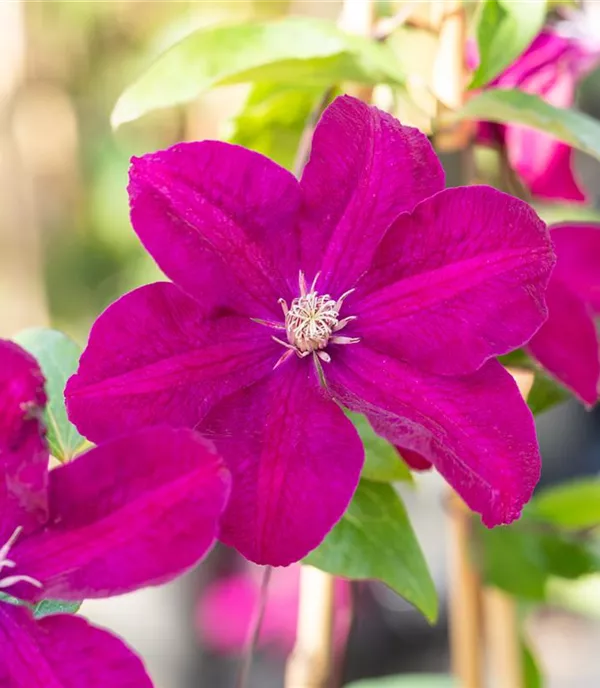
263 272 360 366
0 526 43 591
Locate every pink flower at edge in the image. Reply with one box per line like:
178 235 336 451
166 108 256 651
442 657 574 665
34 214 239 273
65 95 555 566
197 564 350 656
527 223 600 407
473 29 600 202
0 339 231 687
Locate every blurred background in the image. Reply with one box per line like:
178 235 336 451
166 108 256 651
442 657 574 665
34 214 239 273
1 1 600 686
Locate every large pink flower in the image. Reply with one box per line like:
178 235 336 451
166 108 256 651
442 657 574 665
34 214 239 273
0 339 230 687
475 29 600 201
527 222 600 406
66 96 555 566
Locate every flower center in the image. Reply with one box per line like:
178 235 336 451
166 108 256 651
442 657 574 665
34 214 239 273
285 291 339 353
253 272 360 369
0 526 42 593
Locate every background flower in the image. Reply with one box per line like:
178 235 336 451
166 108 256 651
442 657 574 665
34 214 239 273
527 222 600 406
0 339 231 687
472 28 600 201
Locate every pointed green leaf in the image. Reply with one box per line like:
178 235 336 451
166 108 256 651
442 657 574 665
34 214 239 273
305 480 437 622
522 639 543 688
527 369 570 415
14 328 86 462
228 83 324 170
34 600 82 618
470 0 547 89
452 89 600 162
347 412 413 483
112 17 404 127
529 478 600 529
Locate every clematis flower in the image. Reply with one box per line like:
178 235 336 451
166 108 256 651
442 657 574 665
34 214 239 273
197 564 350 656
0 339 230 687
527 223 600 407
66 95 555 566
472 28 600 202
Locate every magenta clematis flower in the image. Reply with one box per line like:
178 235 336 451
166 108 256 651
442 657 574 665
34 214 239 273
197 564 350 656
472 29 600 202
527 223 600 407
0 339 230 687
66 95 555 566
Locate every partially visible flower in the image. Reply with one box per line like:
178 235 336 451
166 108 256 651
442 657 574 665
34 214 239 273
0 339 230 687
527 223 600 406
66 95 555 566
197 564 350 656
472 28 600 201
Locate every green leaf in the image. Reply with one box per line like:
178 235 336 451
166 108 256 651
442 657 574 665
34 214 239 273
13 328 86 462
535 203 600 225
527 369 570 415
476 517 600 600
470 0 546 89
522 639 543 688
345 675 455 688
347 412 413 483
529 478 600 530
304 480 437 622
33 599 82 618
112 17 404 127
452 89 600 162
228 83 324 171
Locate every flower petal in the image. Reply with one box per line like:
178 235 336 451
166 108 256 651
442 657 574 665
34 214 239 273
353 186 555 376
298 95 444 294
327 345 540 526
396 447 433 472
0 340 48 539
129 141 301 317
0 604 152 687
551 223 600 312
527 278 600 407
10 427 230 602
66 282 280 443
200 358 364 566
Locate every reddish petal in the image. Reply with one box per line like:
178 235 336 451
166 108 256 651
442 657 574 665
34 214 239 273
129 141 300 318
0 604 152 687
327 346 540 526
551 223 600 312
396 447 432 472
10 427 230 602
0 340 48 539
527 278 600 407
353 186 554 375
299 95 444 294
66 282 280 443
200 359 364 566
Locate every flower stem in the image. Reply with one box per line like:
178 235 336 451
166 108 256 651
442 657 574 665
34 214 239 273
236 565 273 688
285 565 336 688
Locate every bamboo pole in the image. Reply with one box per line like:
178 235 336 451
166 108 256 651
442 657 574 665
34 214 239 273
285 566 336 688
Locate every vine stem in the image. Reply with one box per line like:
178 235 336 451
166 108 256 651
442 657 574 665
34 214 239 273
236 565 273 688
284 565 336 688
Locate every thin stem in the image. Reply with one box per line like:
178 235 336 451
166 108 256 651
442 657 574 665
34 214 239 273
285 566 336 688
236 565 273 688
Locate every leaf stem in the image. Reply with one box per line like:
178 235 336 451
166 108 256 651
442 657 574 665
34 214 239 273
236 565 273 688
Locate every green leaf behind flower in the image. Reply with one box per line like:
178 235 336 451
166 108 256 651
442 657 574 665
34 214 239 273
470 0 547 89
112 17 404 127
452 89 600 162
529 478 600 530
345 675 455 688
305 480 437 622
13 328 86 462
34 599 82 618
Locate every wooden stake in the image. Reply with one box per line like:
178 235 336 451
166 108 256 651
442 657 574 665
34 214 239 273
447 491 484 688
338 0 375 102
481 368 534 688
285 565 336 688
